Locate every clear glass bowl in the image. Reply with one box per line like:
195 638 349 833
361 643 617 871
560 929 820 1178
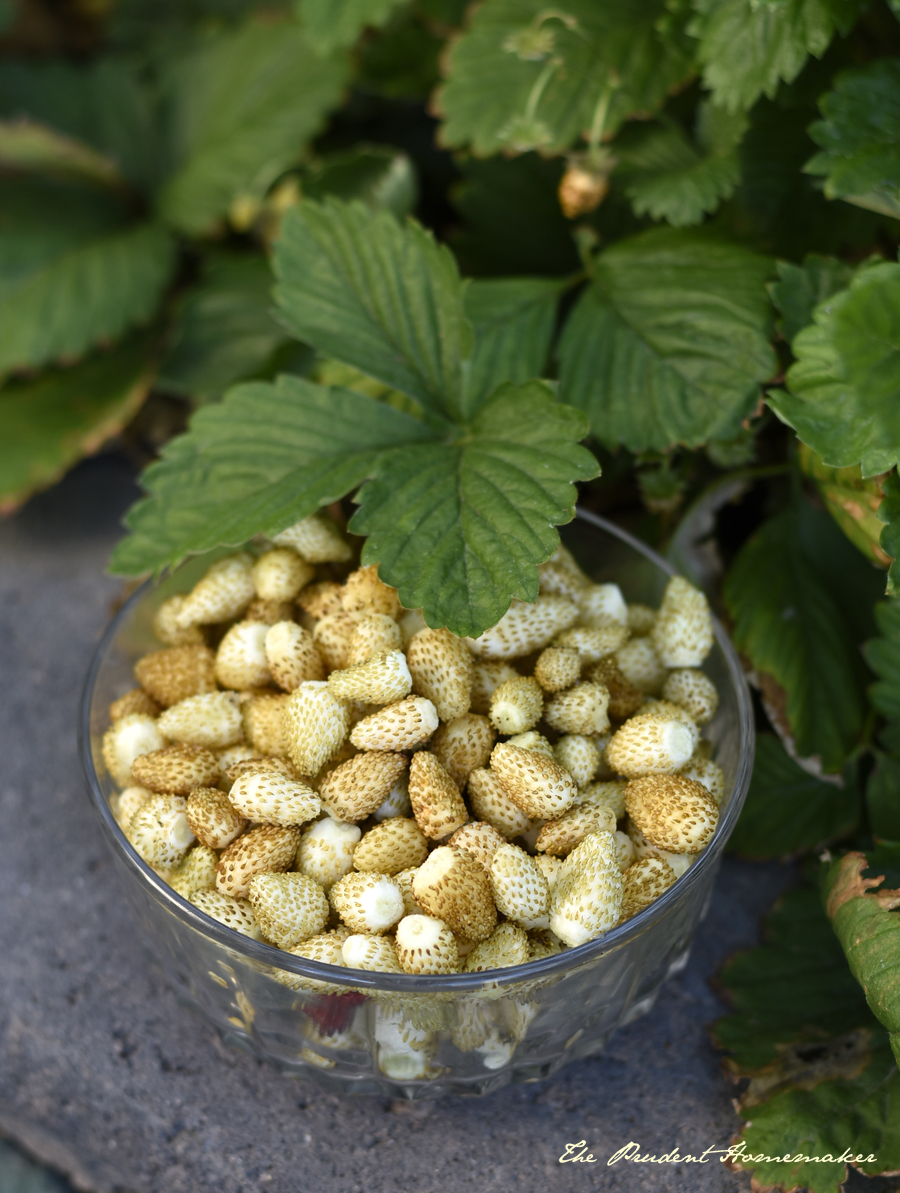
79 509 754 1099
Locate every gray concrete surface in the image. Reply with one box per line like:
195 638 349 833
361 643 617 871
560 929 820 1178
0 454 797 1193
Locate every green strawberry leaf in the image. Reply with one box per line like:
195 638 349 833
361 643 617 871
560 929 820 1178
724 498 881 772
463 277 566 415
435 0 693 156
297 0 408 52
688 0 863 114
155 18 348 236
614 102 747 227
866 751 900 841
774 261 900 477
876 471 900 598
768 254 854 345
302 147 418 219
864 599 900 724
0 336 154 513
109 374 433 577
806 59 900 218
274 198 473 423
728 735 860 858
157 252 294 402
0 177 175 376
0 119 125 191
557 226 776 451
350 381 599 637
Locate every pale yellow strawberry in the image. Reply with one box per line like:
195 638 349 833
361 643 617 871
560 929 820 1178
626 603 657 636
615 637 667 696
626 818 693 878
577 582 628 627
490 742 577 820
538 550 589 601
507 729 554 757
394 866 427 916
374 775 413 820
678 756 725 804
297 580 344 619
533 854 564 892
396 915 459 974
152 594 206 647
244 597 295 625
132 743 220 794
605 713 696 777
412 845 497 941
271 512 352 563
342 933 403 973
174 554 255 628
134 644 217 708
398 608 427 645
489 843 550 929
374 1005 435 1079
553 734 600 786
555 623 629 663
222 755 297 786
185 786 248 850
528 926 564 960
544 681 610 736
467 596 578 660
625 773 718 853
651 576 714 667
102 714 168 787
296 816 360 890
618 855 678 922
319 751 407 822
465 923 529 971
265 621 326 689
157 691 243 750
549 831 623 946
229 770 320 826
406 628 473 721
535 803 616 857
275 931 347 992
327 649 412 705
662 669 719 725
350 696 439 752
341 564 402 618
533 646 581 693
469 661 520 715
109 688 161 722
576 778 628 819
247 871 329 947
252 547 314 602
587 656 644 720
352 817 428 874
113 785 153 827
408 750 469 839
430 713 495 789
311 611 357 670
169 844 219 898
216 824 302 898
489 676 544 735
449 821 506 874
215 621 272 690
282 681 350 776
614 829 636 871
346 614 403 665
330 871 405 933
127 794 195 869
467 767 531 839
241 692 289 757
189 889 261 939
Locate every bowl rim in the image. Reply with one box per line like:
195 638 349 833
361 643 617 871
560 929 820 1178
79 507 755 995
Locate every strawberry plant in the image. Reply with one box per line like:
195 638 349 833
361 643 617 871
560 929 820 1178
5 0 900 1186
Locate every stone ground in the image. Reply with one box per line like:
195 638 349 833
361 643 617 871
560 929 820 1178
0 453 807 1193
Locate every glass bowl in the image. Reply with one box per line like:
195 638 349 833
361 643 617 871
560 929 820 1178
79 509 754 1099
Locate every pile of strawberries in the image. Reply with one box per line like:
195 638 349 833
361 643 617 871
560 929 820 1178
102 510 724 983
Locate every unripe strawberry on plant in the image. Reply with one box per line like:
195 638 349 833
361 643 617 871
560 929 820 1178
134 644 217 708
467 595 578 659
490 742 578 820
352 817 428 874
624 773 718 854
346 614 403 665
327 649 412 704
543 681 610 736
296 816 360 890
248 872 330 947
349 696 439 752
174 554 255 628
553 734 600 786
252 548 314 602
396 914 459 974
186 786 247 850
157 691 243 750
469 661 520 714
490 843 550 929
549 831 623 947
412 845 497 941
102 714 168 787
330 871 405 934
651 576 714 668
343 933 404 973
533 646 581 693
430 714 495 789
271 513 352 563
282 681 350 776
489 676 544 734
605 713 696 777
406 627 473 721
265 621 326 689
465 922 530 971
662 669 719 725
467 767 532 839
229 770 321 826
216 824 302 898
215 621 272 690
189 890 261 940
319 750 407 822
127 794 195 869
408 750 469 839
132 743 220 794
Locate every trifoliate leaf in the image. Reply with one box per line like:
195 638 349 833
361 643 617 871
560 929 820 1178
728 735 860 859
866 752 900 841
463 277 566 414
688 0 863 114
302 147 418 219
155 19 348 236
798 443 893 571
274 199 473 422
157 252 292 402
768 254 854 344
435 0 693 156
0 337 154 513
0 177 175 376
297 0 407 52
557 227 776 451
775 262 900 477
713 880 900 1193
109 375 433 577
724 499 880 772
614 103 747 227
806 59 900 218
876 471 900 598
349 381 599 637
